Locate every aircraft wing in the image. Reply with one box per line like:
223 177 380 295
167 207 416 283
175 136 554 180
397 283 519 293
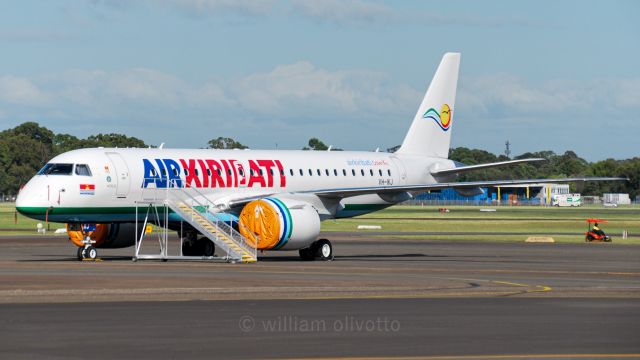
309 177 628 199
214 176 626 208
227 193 276 208
431 158 546 177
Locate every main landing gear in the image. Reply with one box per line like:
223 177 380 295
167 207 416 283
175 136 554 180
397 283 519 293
299 239 333 261
182 237 216 257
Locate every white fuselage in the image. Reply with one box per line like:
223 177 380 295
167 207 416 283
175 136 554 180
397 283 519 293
16 147 453 223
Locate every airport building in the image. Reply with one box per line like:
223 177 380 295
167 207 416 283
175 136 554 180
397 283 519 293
603 193 632 205
414 183 570 205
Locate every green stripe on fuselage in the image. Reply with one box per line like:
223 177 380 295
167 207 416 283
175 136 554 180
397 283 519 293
17 206 140 216
17 203 392 222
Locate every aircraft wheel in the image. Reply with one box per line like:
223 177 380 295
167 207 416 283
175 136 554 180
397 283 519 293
299 247 315 261
182 240 195 256
314 239 333 261
200 238 215 257
77 247 85 261
85 246 98 260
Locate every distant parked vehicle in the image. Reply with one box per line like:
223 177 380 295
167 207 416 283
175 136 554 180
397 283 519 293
552 193 581 207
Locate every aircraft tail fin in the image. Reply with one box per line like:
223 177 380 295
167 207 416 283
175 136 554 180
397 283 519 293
397 52 460 158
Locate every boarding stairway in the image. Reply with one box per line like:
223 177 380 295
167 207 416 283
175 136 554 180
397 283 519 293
166 197 257 263
137 182 257 263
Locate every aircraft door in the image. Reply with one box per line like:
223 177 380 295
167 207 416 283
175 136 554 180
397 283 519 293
391 157 407 186
106 152 131 198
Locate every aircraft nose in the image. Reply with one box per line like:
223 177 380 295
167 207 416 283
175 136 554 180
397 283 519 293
15 177 40 214
15 183 31 210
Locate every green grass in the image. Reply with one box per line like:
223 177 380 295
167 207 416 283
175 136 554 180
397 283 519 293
2 202 638 244
0 203 65 234
321 205 640 244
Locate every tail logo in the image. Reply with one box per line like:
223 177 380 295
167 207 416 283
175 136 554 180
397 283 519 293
423 104 451 131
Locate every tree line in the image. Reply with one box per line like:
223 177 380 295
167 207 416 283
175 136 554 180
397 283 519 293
0 122 637 198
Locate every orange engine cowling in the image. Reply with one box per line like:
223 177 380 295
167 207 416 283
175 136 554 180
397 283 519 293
66 223 137 249
238 198 320 251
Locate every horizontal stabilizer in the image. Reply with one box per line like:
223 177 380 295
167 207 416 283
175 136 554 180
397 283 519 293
431 158 546 177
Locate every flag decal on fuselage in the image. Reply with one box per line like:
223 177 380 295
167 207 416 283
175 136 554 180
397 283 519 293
79 184 95 195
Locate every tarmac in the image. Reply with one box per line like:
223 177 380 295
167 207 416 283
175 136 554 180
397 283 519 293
0 233 639 359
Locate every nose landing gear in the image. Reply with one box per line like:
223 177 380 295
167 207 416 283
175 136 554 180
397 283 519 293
76 235 99 261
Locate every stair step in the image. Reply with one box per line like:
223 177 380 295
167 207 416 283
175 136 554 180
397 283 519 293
170 202 256 262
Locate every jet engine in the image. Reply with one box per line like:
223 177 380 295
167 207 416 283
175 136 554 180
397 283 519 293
67 223 137 249
238 198 320 251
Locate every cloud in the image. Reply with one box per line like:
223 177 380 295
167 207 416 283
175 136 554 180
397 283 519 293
291 0 398 25
1 63 638 156
105 68 186 106
161 0 276 17
457 74 640 120
229 61 418 121
289 0 540 28
83 0 542 28
0 75 50 106
0 62 419 146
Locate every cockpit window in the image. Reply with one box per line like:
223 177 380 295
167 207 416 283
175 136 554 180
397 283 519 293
37 163 73 176
75 164 92 176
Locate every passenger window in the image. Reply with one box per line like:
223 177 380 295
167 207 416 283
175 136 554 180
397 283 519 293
308 169 313 176
259 169 263 176
195 169 199 176
217 169 222 176
325 169 329 176
173 168 179 176
151 168 157 176
239 169 244 177
351 169 356 176
299 169 303 176
184 169 189 176
75 164 92 176
343 169 347 176
370 169 374 176
379 169 383 176
333 169 338 176
228 169 232 176
388 169 391 176
317 169 321 176
361 169 365 176
207 169 211 176
161 169 167 176
290 169 294 176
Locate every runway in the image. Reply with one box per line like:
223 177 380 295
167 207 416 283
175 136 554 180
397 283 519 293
0 234 639 359
2 298 639 359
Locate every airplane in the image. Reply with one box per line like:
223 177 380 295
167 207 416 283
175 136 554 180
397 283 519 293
15 53 626 262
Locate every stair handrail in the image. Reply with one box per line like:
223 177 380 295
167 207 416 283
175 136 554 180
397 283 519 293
167 183 258 256
174 183 259 249
137 178 258 260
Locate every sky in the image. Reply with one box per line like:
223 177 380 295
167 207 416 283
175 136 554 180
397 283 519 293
0 0 638 161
